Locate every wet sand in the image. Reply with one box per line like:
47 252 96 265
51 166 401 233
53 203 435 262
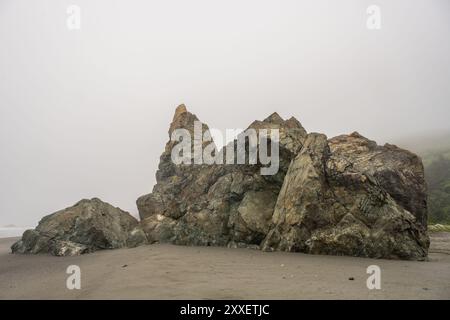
1 234 449 299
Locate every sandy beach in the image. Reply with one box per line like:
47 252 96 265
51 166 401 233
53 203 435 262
1 233 449 300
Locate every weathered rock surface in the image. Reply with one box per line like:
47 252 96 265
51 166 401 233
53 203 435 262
137 105 429 260
11 198 147 256
262 133 429 260
328 132 428 227
137 104 307 247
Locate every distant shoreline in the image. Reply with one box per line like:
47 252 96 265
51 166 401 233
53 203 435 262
0 227 31 239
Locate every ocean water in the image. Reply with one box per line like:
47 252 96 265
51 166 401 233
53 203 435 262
0 227 31 238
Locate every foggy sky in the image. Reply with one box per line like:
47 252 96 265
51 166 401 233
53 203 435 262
1 0 449 226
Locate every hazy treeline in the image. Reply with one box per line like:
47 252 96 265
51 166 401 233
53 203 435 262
424 152 450 223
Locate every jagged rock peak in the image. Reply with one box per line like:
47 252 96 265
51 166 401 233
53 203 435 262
264 112 284 124
260 112 305 131
174 103 188 118
168 104 207 136
285 116 302 129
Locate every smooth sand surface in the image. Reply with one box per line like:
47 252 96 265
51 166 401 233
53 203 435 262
1 234 449 299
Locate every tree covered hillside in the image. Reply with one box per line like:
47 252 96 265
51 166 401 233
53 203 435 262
424 152 450 223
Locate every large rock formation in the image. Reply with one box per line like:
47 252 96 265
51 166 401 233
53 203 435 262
137 104 307 247
11 105 429 260
137 105 429 260
11 198 147 256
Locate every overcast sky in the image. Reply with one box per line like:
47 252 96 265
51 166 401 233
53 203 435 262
1 0 449 226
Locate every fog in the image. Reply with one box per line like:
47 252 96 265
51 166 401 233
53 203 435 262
1 0 449 226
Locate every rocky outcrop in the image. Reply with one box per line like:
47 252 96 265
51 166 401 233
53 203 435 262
137 104 307 247
262 133 429 260
137 105 429 260
11 104 429 260
328 132 428 227
11 198 147 256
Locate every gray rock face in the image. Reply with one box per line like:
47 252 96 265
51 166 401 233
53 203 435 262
138 105 429 260
262 133 429 260
11 198 147 256
137 104 307 247
328 132 428 227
